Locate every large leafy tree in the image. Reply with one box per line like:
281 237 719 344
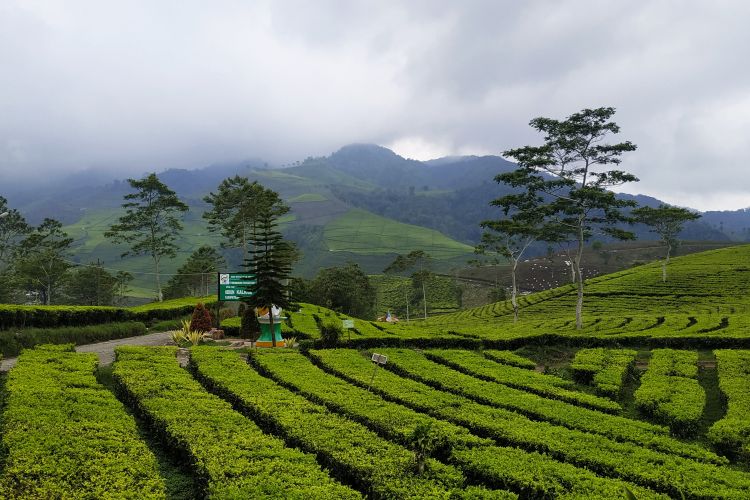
502 107 638 329
478 188 560 322
309 262 376 318
164 245 225 298
243 186 296 347
114 271 134 305
104 173 188 301
15 218 73 305
64 261 118 306
0 196 30 269
203 176 290 263
633 204 701 282
384 250 432 320
0 197 30 302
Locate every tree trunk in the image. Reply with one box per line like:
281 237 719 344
46 283 52 306
406 290 409 322
511 259 519 323
662 243 671 283
154 256 163 301
422 281 427 320
574 225 585 330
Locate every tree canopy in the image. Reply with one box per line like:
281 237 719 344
105 173 188 301
203 176 290 263
164 245 225 299
502 107 638 329
308 262 376 318
15 218 73 305
634 204 701 282
242 184 296 347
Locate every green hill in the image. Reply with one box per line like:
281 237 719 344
379 244 750 346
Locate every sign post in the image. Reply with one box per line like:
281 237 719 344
342 319 354 342
217 273 256 301
367 353 388 391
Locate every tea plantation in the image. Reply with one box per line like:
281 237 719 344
2 245 750 498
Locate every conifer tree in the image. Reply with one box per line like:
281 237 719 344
244 199 295 347
203 176 289 263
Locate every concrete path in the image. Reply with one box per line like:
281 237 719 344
0 331 174 371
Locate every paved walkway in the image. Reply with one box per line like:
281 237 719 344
0 331 174 371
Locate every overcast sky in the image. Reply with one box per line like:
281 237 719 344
1 1 748 210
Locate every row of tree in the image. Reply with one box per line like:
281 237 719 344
478 107 700 328
0 202 133 305
0 171 297 308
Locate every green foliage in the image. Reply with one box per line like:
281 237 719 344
14 218 73 305
408 422 442 475
311 348 750 498
502 107 638 329
0 321 147 357
483 350 537 370
571 348 637 398
129 295 217 322
190 347 475 498
374 348 717 463
320 321 343 347
64 261 118 305
708 350 750 458
242 184 295 347
306 262 376 318
203 176 290 262
104 173 188 301
0 347 166 497
634 204 702 282
251 350 488 456
114 346 358 498
634 349 705 436
0 195 30 269
426 349 619 412
163 245 224 299
324 208 474 259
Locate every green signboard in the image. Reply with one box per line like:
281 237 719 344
218 272 256 301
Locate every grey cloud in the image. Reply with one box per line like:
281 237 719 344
0 0 748 210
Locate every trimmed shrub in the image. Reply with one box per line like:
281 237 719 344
0 322 148 358
189 303 213 332
320 321 343 347
0 347 166 498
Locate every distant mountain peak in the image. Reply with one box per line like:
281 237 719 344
331 143 405 161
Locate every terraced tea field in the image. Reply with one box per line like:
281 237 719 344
2 245 750 498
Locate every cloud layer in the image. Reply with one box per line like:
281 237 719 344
1 1 748 210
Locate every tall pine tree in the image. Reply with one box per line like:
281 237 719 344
243 191 295 347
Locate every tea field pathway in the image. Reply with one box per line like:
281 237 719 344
0 331 173 371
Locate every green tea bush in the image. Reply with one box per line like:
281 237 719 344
571 348 637 398
709 350 750 458
0 321 147 357
113 346 359 499
634 349 705 436
310 348 750 499
0 347 166 498
190 347 481 499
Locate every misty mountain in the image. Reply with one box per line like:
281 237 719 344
1 142 746 290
